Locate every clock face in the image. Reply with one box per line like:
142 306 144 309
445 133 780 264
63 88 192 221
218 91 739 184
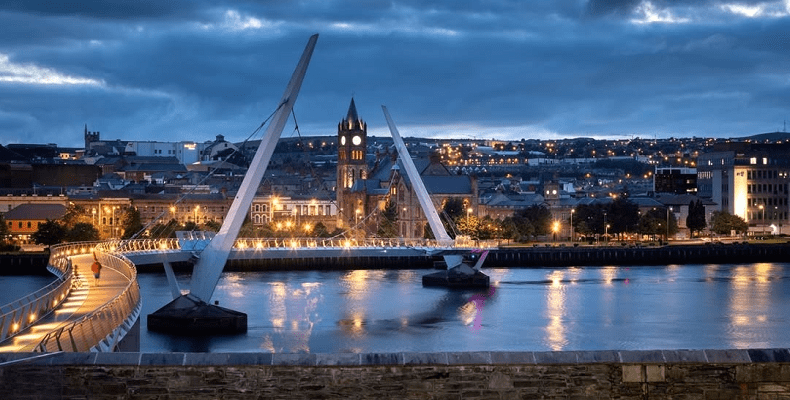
352 135 361 146
340 136 346 145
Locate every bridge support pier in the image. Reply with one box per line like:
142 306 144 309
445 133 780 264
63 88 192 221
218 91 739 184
147 294 247 335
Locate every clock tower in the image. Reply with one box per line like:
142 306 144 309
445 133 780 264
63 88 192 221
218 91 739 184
337 98 367 229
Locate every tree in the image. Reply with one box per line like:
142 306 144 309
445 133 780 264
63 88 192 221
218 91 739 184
121 206 144 239
710 211 748 235
66 222 100 242
572 204 606 238
637 207 677 241
0 213 9 239
377 199 398 238
456 214 480 238
514 204 551 240
149 219 181 238
500 217 519 242
32 219 67 246
203 220 222 232
607 197 640 239
62 203 92 229
442 197 465 220
440 197 465 237
312 222 331 238
0 214 19 252
477 216 499 240
686 200 707 237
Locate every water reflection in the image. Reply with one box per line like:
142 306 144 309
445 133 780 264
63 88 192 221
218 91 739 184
544 270 567 350
727 263 776 348
126 263 790 353
259 280 321 353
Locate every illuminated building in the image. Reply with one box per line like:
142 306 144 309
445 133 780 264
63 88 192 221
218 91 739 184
654 167 697 195
697 141 790 234
336 98 368 230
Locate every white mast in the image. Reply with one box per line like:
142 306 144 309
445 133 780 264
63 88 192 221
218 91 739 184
188 34 318 302
382 106 464 269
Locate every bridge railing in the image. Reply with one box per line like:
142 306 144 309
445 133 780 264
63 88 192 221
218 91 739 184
0 243 97 344
231 237 499 250
34 244 142 352
100 238 182 253
97 236 499 256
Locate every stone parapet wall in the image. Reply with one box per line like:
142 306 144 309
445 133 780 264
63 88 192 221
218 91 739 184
1 349 789 399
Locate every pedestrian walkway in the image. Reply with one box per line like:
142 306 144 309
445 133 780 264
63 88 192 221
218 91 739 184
0 254 129 352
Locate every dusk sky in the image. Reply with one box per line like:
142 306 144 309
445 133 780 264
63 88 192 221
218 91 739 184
1 0 788 147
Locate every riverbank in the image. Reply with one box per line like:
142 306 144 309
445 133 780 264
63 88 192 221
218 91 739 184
4 242 790 275
486 241 790 268
0 251 49 275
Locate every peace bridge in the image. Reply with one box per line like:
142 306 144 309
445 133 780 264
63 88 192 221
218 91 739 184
0 236 487 353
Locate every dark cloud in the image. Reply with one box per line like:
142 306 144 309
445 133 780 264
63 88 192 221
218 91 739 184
0 0 788 145
0 0 200 19
586 0 643 16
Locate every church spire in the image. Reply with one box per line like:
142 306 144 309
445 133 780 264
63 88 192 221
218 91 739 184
346 97 359 123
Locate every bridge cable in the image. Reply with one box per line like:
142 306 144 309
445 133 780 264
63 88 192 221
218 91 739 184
126 101 286 242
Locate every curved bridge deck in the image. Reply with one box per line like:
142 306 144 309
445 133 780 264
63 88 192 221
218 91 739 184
0 254 131 352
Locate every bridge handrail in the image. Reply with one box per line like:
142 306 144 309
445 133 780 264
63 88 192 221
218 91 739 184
0 242 98 344
34 245 141 352
98 237 498 256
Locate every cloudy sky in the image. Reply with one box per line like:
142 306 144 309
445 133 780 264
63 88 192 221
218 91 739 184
1 0 788 147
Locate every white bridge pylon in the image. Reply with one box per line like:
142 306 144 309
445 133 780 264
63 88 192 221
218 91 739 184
187 34 318 303
381 106 465 271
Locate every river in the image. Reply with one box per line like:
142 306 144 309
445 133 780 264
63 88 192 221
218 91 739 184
129 263 790 353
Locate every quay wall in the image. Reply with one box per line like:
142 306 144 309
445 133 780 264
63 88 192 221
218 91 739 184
135 242 790 272
4 243 790 275
1 349 789 399
0 252 49 275
486 242 790 268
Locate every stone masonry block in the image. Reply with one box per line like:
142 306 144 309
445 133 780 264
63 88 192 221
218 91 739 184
646 365 665 382
622 365 644 383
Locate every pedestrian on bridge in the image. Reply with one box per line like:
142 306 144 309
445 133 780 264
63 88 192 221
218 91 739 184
91 254 102 286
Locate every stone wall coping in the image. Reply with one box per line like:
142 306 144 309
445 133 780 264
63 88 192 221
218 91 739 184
1 349 789 367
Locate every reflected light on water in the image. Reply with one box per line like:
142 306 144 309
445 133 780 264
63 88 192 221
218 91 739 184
459 301 477 326
727 264 775 348
339 311 366 338
261 280 320 353
544 270 567 350
396 270 416 284
704 264 718 282
600 266 617 285
220 273 246 298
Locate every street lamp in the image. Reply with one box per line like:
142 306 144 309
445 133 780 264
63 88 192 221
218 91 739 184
552 221 560 242
666 206 672 242
570 209 575 242
759 204 765 237
605 224 610 243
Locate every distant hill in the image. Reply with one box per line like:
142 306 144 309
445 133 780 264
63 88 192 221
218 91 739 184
741 131 790 142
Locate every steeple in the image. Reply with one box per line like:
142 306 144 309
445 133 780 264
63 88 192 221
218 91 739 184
346 97 359 123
